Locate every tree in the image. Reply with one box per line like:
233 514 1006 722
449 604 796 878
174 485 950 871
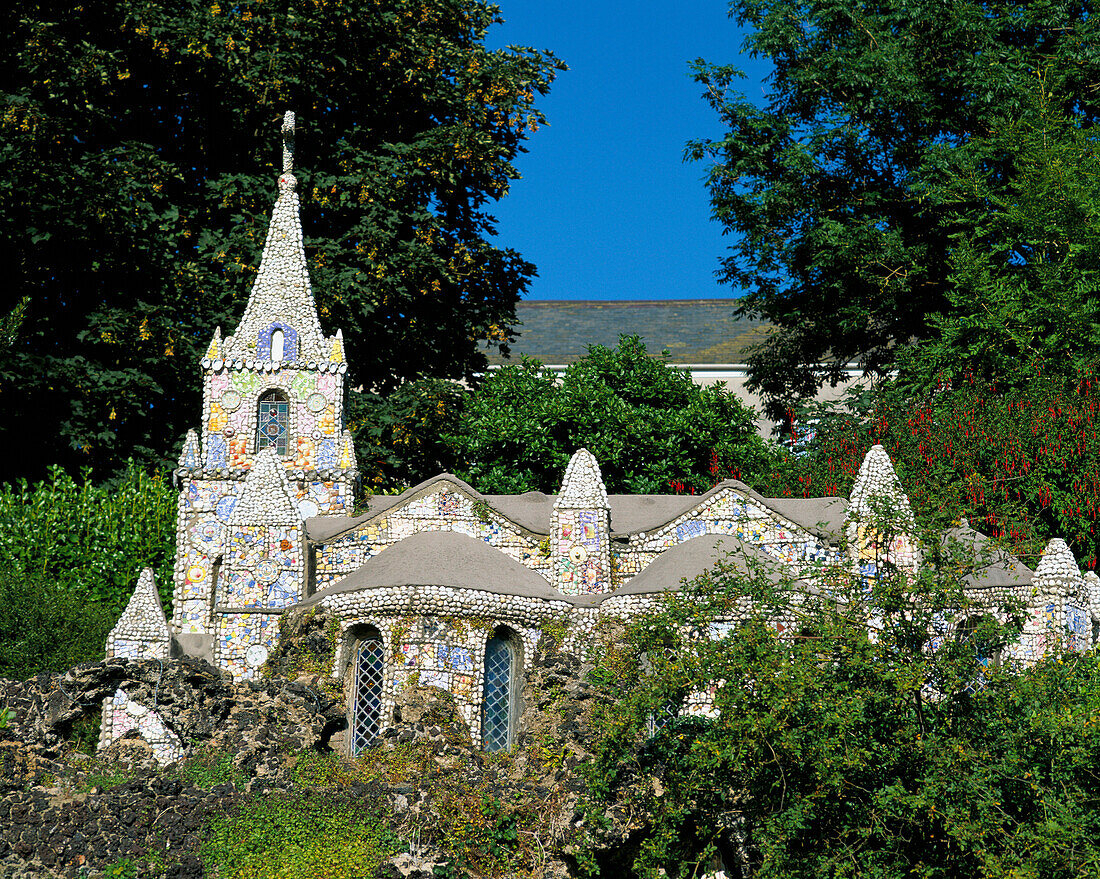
449 335 786 495
0 0 563 480
763 364 1100 570
689 0 1100 418
582 516 1100 878
908 89 1100 385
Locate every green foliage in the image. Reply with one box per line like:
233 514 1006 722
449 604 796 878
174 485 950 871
68 708 103 755
912 88 1100 384
0 573 118 679
201 792 401 879
179 748 247 790
0 463 174 678
0 0 563 481
350 378 466 490
581 516 1100 878
0 462 175 608
774 364 1100 568
80 764 134 793
690 0 1100 417
102 858 138 879
453 335 783 495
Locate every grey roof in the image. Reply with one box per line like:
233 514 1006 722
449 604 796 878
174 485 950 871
945 526 1035 589
765 497 848 536
305 473 848 545
613 534 791 596
485 300 770 365
297 531 566 607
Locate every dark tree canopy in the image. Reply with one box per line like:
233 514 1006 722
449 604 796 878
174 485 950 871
689 0 1100 417
0 0 562 480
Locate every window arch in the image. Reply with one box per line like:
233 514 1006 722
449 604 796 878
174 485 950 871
257 322 298 361
348 628 385 755
256 390 290 456
481 628 520 752
956 615 999 662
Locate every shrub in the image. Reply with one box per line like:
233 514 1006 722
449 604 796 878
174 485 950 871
201 792 400 879
0 572 117 679
0 461 175 610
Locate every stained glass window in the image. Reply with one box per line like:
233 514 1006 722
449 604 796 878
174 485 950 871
482 634 515 752
256 391 289 456
350 635 384 754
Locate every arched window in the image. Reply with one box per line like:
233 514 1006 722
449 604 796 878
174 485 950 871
270 328 285 362
256 390 290 456
349 630 385 754
482 629 519 752
956 615 1001 695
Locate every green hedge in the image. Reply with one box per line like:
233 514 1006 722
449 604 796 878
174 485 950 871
0 463 176 679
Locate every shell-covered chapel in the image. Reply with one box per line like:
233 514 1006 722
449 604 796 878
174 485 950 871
100 114 1100 763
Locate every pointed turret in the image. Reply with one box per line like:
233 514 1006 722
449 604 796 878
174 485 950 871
1033 538 1082 596
551 449 611 595
1027 538 1089 653
177 429 201 473
99 568 183 764
229 446 303 526
330 328 345 364
846 444 913 527
221 111 327 363
845 445 918 573
338 429 356 471
106 568 171 660
555 448 609 510
205 326 222 361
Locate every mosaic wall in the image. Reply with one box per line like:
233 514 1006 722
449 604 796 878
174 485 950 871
332 611 543 747
314 485 551 591
171 470 351 634
613 488 842 585
214 612 283 680
198 360 353 478
99 690 184 764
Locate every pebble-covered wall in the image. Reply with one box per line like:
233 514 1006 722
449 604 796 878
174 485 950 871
101 112 1100 761
99 569 184 763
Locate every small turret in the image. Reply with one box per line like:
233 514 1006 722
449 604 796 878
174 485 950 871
844 444 918 574
551 449 611 594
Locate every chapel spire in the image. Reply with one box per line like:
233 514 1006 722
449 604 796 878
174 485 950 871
221 110 327 363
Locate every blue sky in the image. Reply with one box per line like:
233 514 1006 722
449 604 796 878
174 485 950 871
487 1 772 301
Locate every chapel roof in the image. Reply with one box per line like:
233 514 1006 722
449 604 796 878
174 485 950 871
948 525 1034 589
296 530 570 606
304 472 848 544
611 534 797 596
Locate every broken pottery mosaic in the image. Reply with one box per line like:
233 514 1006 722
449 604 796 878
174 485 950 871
103 113 1100 764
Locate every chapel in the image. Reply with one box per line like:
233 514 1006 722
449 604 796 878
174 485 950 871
99 114 1100 764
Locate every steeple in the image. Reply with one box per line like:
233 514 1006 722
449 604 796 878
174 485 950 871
222 111 327 363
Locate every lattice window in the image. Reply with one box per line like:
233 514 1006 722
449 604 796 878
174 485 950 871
481 634 514 752
646 699 679 736
350 635 385 754
256 390 290 456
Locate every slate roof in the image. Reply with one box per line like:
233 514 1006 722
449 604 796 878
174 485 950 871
486 300 769 365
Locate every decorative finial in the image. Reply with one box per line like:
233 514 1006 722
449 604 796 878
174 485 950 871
281 111 295 173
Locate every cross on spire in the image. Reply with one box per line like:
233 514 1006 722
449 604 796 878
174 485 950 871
281 110 295 173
